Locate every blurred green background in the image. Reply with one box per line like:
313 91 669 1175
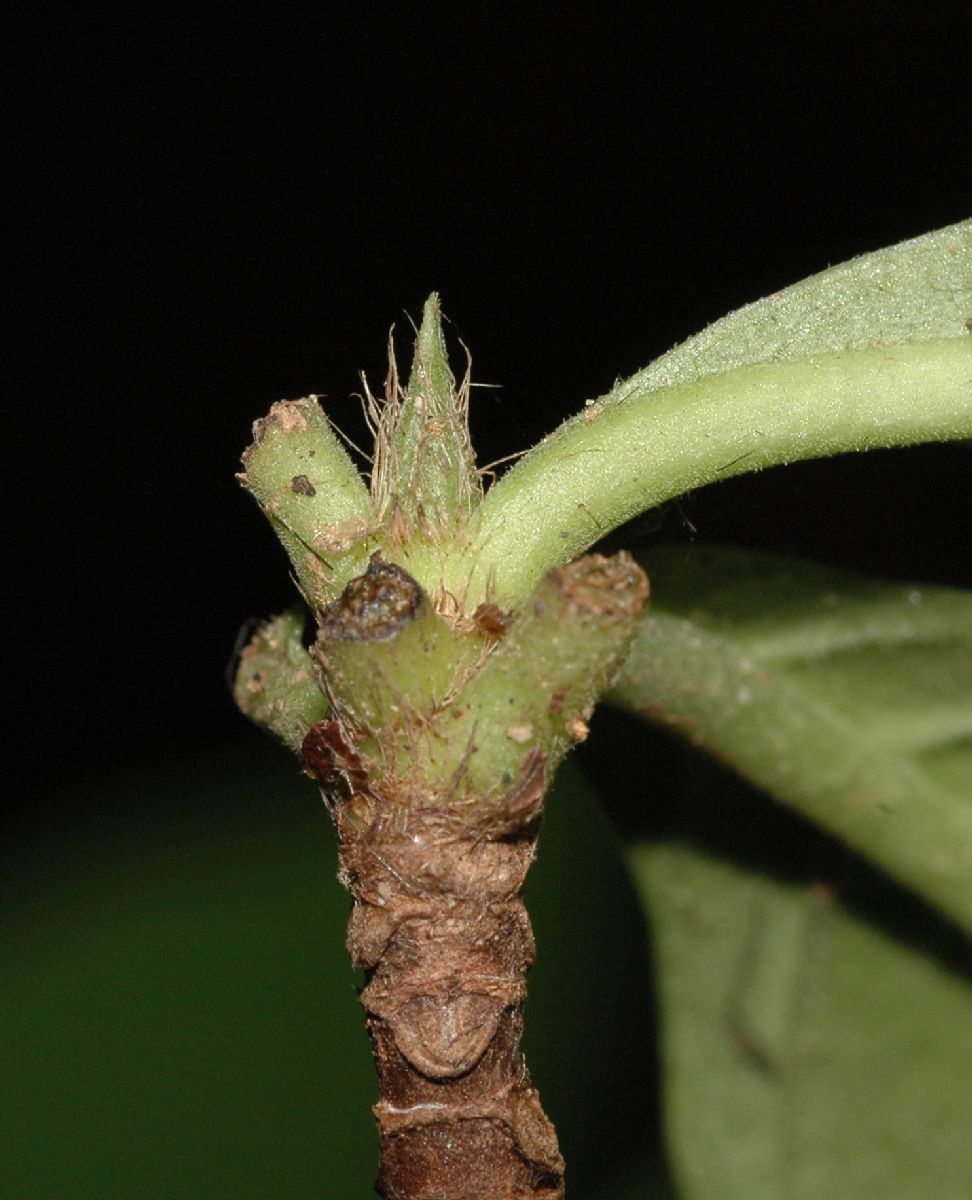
3 740 666 1199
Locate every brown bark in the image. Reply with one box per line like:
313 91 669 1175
304 725 564 1200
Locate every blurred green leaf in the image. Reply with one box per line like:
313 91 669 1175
608 545 972 931
630 839 972 1199
1 749 377 1199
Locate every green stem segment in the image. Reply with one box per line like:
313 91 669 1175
306 551 648 819
233 609 329 753
238 397 377 610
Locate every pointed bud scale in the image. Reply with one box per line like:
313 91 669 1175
377 294 482 542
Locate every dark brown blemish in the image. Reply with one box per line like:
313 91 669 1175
291 473 317 496
319 556 423 643
301 718 366 791
553 551 649 618
503 748 547 818
472 601 513 638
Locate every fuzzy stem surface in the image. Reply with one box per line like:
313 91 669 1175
446 338 972 608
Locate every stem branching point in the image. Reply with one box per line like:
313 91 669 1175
233 221 972 1197
235 306 649 1198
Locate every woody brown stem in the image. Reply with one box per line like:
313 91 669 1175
299 704 564 1199
341 803 563 1200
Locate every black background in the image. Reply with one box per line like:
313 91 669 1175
10 9 971 800
5 8 971 1197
